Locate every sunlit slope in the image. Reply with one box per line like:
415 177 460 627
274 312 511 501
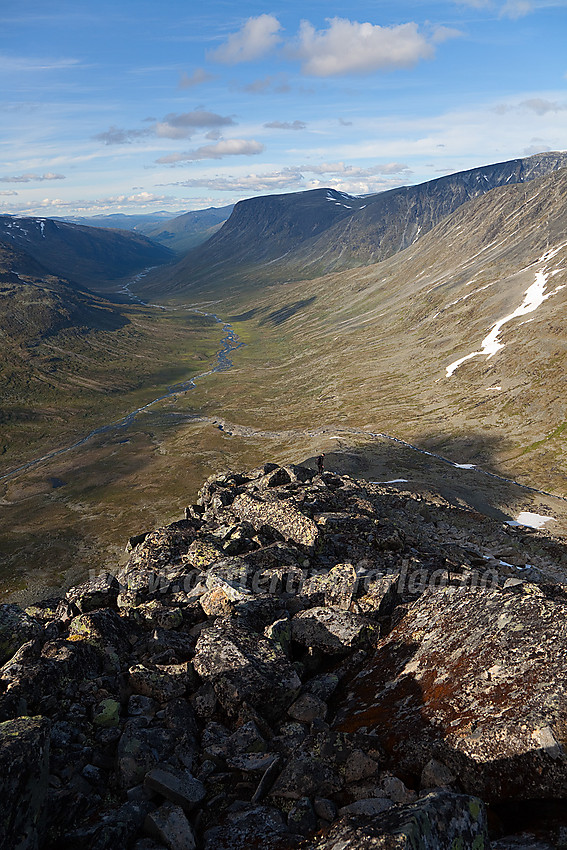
179 166 567 493
139 151 567 297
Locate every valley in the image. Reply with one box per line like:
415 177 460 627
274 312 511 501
2 153 567 603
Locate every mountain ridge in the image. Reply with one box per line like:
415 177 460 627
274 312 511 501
140 150 567 296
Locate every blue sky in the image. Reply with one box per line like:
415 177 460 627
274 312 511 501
1 0 566 217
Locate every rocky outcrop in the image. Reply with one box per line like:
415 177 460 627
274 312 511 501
0 462 566 848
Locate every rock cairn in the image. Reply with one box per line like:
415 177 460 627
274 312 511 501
2 462 567 849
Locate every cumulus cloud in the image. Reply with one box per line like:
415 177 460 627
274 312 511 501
291 18 457 76
264 120 307 130
94 110 236 145
0 172 66 183
155 110 235 139
298 161 411 177
164 169 304 192
179 68 215 88
93 126 152 145
495 98 567 116
523 139 552 155
242 74 291 94
520 98 567 115
160 161 412 194
156 138 265 164
209 14 282 64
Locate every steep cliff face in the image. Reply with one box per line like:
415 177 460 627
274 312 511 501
147 151 567 294
1 462 567 848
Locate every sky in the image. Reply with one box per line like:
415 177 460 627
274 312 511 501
1 0 566 217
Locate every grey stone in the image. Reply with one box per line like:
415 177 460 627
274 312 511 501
0 604 42 665
0 715 50 850
145 802 196 850
306 790 488 850
193 619 301 722
144 766 205 812
292 607 376 656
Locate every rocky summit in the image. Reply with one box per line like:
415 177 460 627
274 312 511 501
2 462 567 849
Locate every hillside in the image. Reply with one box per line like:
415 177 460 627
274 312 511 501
0 216 174 291
142 205 234 254
138 164 567 496
139 151 567 296
3 462 567 849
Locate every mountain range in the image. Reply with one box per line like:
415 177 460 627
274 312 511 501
141 150 567 296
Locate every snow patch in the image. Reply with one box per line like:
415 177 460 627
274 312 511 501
506 512 555 529
453 463 476 470
446 250 567 378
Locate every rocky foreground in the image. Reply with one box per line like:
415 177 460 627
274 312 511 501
2 462 567 849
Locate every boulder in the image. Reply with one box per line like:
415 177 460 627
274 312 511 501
291 607 376 656
334 587 567 801
65 572 120 613
193 619 301 722
144 766 205 812
305 790 488 849
231 494 319 550
203 804 302 850
0 715 50 850
144 802 196 850
0 604 42 665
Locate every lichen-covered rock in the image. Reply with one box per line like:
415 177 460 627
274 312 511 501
0 604 42 665
128 663 188 702
304 790 488 849
269 753 343 799
324 563 358 610
231 493 319 550
203 804 303 850
65 572 119 613
193 618 301 722
291 607 376 656
144 766 205 812
144 802 196 850
334 587 567 801
68 608 130 656
0 715 50 850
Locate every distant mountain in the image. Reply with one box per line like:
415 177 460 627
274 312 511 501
60 205 234 254
58 211 183 231
142 151 567 296
141 205 234 254
0 216 174 292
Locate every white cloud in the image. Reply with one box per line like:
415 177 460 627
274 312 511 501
298 161 411 177
292 18 456 76
0 172 66 183
165 170 304 192
242 74 291 94
264 120 307 130
94 111 236 145
179 68 215 88
155 110 236 139
156 139 265 164
93 126 152 145
209 14 282 64
520 98 567 114
0 190 18 196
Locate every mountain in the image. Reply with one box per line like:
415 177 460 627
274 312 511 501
57 211 183 231
141 151 567 296
0 239 127 342
0 216 174 291
141 204 234 253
